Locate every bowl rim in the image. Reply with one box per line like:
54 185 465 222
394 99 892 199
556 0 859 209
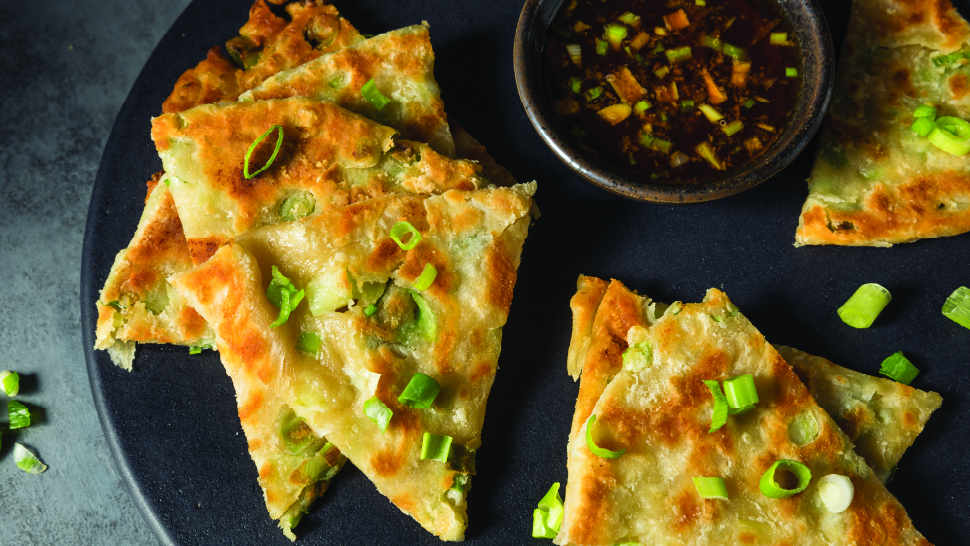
513 0 835 203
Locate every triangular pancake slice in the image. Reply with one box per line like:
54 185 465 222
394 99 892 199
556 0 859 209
776 345 942 482
795 0 970 246
152 98 486 264
242 23 456 158
558 288 929 545
171 183 536 540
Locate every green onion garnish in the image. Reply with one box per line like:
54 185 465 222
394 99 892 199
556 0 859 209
818 474 854 513
569 76 582 94
188 344 212 354
927 116 970 156
622 341 652 372
1 371 20 397
266 266 305 328
279 192 316 221
785 67 798 78
743 99 755 108
913 104 937 118
700 34 722 53
409 291 437 341
654 66 670 79
566 44 582 66
652 41 666 54
596 39 608 56
412 263 438 291
9 400 30 429
364 396 393 433
243 124 284 179
942 286 970 329
721 43 747 61
680 100 695 113
837 283 891 328
451 473 471 493
703 380 729 433
618 12 640 26
666 46 692 64
634 101 652 114
760 459 811 498
532 482 565 538
788 412 820 445
361 78 390 110
879 351 919 385
721 119 744 136
605 24 628 50
571 126 588 138
327 76 343 89
698 104 724 123
770 33 788 45
420 432 452 462
296 332 322 354
364 305 377 317
723 374 758 411
13 443 47 474
278 411 317 455
398 373 441 409
651 137 673 155
585 414 625 458
696 0 706 5
931 49 970 68
911 116 936 136
389 220 422 250
696 141 724 170
693 476 729 500
584 86 603 101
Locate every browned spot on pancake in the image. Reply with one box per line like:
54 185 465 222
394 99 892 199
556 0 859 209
738 531 758 544
469 360 494 385
248 439 262 452
237 389 265 423
902 410 918 428
484 239 516 316
839 404 872 440
145 171 165 202
390 493 417 514
259 462 275 480
890 68 917 100
846 484 910 544
950 72 970 100
177 305 210 341
366 238 405 274
398 242 454 294
569 459 615 544
670 487 701 533
370 408 421 478
188 236 230 265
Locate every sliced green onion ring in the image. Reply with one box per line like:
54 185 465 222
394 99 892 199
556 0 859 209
412 263 438 291
409 291 437 341
704 380 729 433
244 124 284 179
1 371 20 397
818 474 854 513
693 476 729 500
585 414 625 459
361 78 390 110
420 432 453 462
927 116 970 156
280 192 315 221
760 459 812 498
879 351 919 385
364 304 377 317
14 443 47 474
9 400 30 429
837 283 891 328
398 372 441 409
364 396 393 433
389 220 422 250
942 286 970 329
622 341 652 372
911 116 936 136
913 104 937 118
296 332 322 354
723 374 758 409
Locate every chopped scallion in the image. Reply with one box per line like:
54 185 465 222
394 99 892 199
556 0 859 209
618 12 640 26
189 344 213 354
721 119 744 136
408 291 437 341
398 372 441 409
651 137 673 154
760 459 811 498
412 263 438 291
700 34 722 53
666 46 692 64
723 374 758 409
652 41 665 54
266 266 305 328
879 351 919 385
361 78 390 110
1 371 20 397
911 116 936 136
693 476 729 500
703 380 728 433
680 100 695 112
389 220 422 250
364 304 377 317
532 482 564 538
722 43 747 61
818 474 854 513
364 396 393 433
280 192 315 221
837 283 891 328
743 99 755 108
770 33 788 45
927 116 970 156
622 341 652 372
785 67 798 78
634 101 652 115
566 44 582 66
569 76 582 94
596 39 608 56
9 400 30 429
13 443 46 474
655 66 670 79
913 104 937 118
696 0 706 5
243 124 284 179
696 141 724 170
420 432 453 462
605 24 628 50
942 286 970 329
584 86 603 101
670 151 690 168
585 414 625 458
698 103 724 123
296 332 322 354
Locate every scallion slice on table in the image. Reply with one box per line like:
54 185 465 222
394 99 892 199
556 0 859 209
398 373 441 409
8 400 30 429
1 371 19 397
364 397 393 433
837 283 891 328
585 415 625 459
760 459 811 498
942 286 970 328
693 476 729 500
818 474 854 513
412 263 438 291
389 220 422 250
927 116 970 156
361 78 390 110
14 443 47 474
420 432 452 462
879 352 919 385
243 124 284 179
532 482 565 538
703 380 729 432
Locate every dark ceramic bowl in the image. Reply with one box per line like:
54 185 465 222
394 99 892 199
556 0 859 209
514 0 835 203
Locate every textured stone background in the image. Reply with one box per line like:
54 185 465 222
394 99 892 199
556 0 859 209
0 0 189 543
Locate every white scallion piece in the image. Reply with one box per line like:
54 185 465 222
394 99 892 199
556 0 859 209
14 443 47 474
818 474 854 513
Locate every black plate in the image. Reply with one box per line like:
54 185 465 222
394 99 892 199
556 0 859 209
82 0 970 544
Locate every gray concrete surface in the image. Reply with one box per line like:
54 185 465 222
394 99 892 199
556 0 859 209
0 1 191 543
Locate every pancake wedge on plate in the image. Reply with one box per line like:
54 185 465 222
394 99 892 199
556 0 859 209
242 23 455 158
171 183 536 540
776 345 942 482
557 288 930 545
162 0 362 114
795 0 970 246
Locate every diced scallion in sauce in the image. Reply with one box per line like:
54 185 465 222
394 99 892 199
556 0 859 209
545 0 800 183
